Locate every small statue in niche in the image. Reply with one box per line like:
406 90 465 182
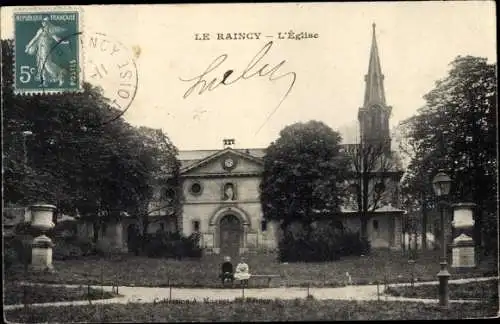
223 183 235 201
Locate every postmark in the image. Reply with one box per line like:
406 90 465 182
13 9 83 94
82 32 139 124
47 30 139 125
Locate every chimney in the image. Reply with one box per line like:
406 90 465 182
223 138 235 149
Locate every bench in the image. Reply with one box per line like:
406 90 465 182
248 274 282 287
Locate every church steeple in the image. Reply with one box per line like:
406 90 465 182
364 23 386 107
358 23 392 151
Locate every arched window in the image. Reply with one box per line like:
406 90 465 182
192 220 200 232
261 220 268 232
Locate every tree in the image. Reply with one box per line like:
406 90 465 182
398 120 437 250
401 56 497 254
259 120 348 236
343 141 403 243
135 126 182 236
2 39 181 243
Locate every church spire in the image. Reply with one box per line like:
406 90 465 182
363 23 386 107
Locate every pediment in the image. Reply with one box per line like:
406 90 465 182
180 148 263 176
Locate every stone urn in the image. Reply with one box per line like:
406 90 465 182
30 204 57 271
31 204 56 232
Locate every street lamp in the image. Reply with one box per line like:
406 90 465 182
432 170 452 308
22 131 33 168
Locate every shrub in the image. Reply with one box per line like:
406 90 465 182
143 231 202 259
13 222 35 236
338 231 370 256
53 239 83 260
49 220 78 239
278 222 370 262
75 238 96 256
52 237 97 260
5 234 34 267
4 247 18 270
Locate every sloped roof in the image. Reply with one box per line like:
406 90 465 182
180 147 264 174
178 145 404 174
179 148 265 170
374 204 405 213
311 204 405 215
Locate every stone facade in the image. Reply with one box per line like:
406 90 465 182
174 143 404 254
178 148 279 256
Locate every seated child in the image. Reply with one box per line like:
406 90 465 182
220 256 234 285
234 257 251 286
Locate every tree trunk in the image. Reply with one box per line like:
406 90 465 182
304 221 313 240
361 173 370 243
421 205 428 250
92 221 99 243
142 215 149 237
360 212 368 243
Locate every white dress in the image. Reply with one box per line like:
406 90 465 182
234 262 251 280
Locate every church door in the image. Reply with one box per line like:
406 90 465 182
219 214 241 257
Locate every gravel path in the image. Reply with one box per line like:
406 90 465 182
4 276 497 310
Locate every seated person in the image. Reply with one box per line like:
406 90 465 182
234 257 251 286
220 256 234 284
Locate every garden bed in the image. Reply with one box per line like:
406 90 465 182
5 250 497 288
5 299 498 322
385 279 499 301
4 282 118 305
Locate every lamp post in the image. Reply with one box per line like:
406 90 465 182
22 130 33 169
432 170 452 308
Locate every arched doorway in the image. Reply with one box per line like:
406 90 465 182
219 214 241 257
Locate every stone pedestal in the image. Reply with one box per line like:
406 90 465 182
30 204 56 272
31 235 55 271
451 203 476 268
451 234 476 268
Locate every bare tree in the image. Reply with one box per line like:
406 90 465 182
344 140 402 242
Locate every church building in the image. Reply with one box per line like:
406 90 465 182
137 24 405 255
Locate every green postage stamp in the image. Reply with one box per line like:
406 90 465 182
13 8 83 94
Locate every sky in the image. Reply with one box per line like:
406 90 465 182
1 2 496 151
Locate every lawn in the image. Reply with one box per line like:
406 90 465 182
4 299 498 322
385 278 499 301
4 283 118 305
5 250 497 288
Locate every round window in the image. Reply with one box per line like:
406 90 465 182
190 182 202 195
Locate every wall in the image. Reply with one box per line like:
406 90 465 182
341 213 403 250
181 173 278 253
368 214 391 248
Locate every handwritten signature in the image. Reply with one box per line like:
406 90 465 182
179 41 296 134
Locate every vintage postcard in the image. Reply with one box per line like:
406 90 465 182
1 2 498 322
